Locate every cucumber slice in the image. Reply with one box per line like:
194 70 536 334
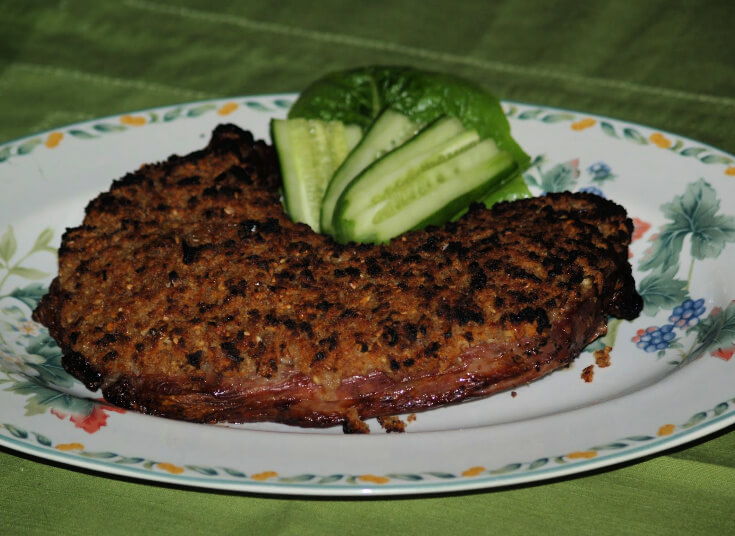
331 118 481 241
334 139 517 244
271 118 361 231
320 109 420 234
352 128 480 215
327 116 470 235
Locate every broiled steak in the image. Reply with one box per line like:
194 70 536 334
34 124 643 432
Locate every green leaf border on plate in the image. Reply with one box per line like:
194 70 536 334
1 397 733 489
0 97 294 163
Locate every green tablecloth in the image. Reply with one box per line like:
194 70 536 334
1 1 734 533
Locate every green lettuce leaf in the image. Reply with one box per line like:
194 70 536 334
288 65 531 184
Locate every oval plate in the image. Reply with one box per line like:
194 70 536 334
1 95 734 496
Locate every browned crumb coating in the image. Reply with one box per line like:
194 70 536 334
34 124 642 431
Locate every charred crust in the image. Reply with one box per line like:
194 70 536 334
61 351 103 391
503 307 551 334
182 240 214 265
186 350 203 368
102 376 139 411
94 333 117 346
220 341 242 362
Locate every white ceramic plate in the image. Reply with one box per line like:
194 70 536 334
1 95 734 496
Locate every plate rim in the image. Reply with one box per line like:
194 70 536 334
1 93 734 496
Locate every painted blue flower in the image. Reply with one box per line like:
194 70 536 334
588 162 610 175
587 161 615 183
669 298 706 328
633 324 676 353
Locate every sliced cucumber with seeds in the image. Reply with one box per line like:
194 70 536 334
320 109 420 234
333 132 517 244
271 118 361 231
335 118 478 225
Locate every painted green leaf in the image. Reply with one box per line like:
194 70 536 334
221 467 247 478
542 113 575 123
538 159 580 193
9 283 48 309
187 104 217 117
669 139 684 152
5 382 60 416
680 411 707 429
30 228 55 254
114 457 146 464
489 463 522 475
680 147 707 157
0 226 17 263
527 458 549 471
505 104 517 117
713 402 729 416
700 154 734 165
244 101 271 112
624 435 655 442
424 472 456 479
93 123 127 133
639 179 735 273
273 98 294 109
385 473 423 481
517 109 543 120
637 267 689 316
184 465 218 476
9 266 49 280
0 145 11 162
3 423 28 439
33 432 52 446
163 107 184 121
623 128 648 145
599 122 618 138
13 383 89 416
80 451 118 459
68 129 97 139
685 302 735 363
17 138 42 155
523 172 539 188
317 474 344 484
143 460 157 469
589 442 628 450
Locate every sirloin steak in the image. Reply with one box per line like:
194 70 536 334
33 124 643 432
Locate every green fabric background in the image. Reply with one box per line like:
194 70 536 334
1 1 734 534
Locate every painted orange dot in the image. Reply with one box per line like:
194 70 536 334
45 131 64 148
55 442 84 451
461 466 486 477
217 102 238 116
157 462 185 474
657 424 676 436
357 474 390 485
251 471 279 481
120 114 147 126
571 118 596 131
725 166 735 176
649 132 672 149
566 450 597 460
